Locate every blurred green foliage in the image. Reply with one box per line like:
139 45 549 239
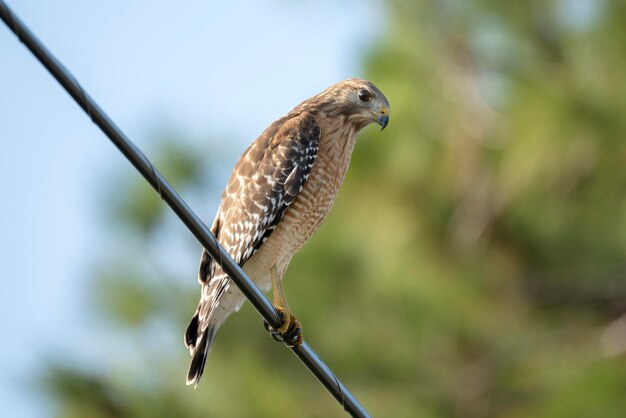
43 1 626 417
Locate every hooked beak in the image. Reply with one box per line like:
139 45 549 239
377 106 389 130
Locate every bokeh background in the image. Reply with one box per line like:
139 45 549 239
1 1 625 417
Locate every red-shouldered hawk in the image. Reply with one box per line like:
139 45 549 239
184 78 390 385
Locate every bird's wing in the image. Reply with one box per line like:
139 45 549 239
199 111 320 283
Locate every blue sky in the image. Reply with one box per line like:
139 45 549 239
0 1 383 416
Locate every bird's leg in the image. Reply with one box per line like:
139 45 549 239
264 265 302 346
271 265 292 333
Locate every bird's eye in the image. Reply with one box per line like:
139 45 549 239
358 89 372 102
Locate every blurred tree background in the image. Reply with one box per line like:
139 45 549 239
42 1 626 417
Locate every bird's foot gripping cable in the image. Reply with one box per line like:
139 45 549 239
264 309 303 347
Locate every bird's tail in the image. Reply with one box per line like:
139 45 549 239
184 311 220 387
184 273 231 386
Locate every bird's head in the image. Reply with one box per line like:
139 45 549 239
313 78 390 131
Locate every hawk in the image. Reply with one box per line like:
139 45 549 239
184 78 390 385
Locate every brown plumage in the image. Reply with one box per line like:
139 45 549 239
185 78 390 385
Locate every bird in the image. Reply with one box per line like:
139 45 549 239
184 78 390 386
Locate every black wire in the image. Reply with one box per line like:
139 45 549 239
0 2 371 417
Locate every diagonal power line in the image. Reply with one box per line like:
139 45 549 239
0 2 371 417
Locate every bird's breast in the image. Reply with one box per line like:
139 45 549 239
276 126 358 260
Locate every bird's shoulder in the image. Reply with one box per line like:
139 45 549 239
255 110 320 152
